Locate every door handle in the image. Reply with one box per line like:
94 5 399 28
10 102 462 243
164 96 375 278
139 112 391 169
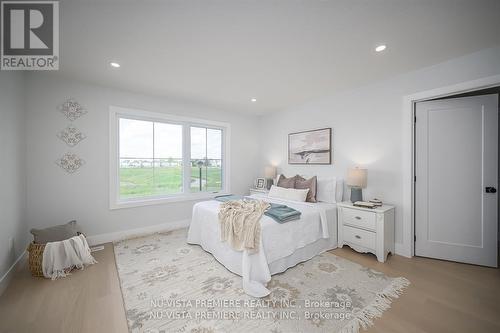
486 187 497 194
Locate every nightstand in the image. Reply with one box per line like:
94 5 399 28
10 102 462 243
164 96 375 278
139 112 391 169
337 202 395 263
249 188 269 196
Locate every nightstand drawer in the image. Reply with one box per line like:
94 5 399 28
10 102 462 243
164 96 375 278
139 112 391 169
342 208 376 231
343 225 376 250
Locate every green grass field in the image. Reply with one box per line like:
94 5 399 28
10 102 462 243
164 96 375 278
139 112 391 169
119 166 222 198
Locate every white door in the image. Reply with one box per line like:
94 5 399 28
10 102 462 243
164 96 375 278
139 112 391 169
415 94 498 267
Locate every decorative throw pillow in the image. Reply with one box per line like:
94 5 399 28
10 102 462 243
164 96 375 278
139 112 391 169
30 220 82 244
268 185 309 202
316 178 336 203
295 175 317 202
276 174 296 188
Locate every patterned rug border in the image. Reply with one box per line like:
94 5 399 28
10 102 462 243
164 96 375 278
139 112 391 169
111 230 178 245
112 243 132 332
113 230 184 333
113 230 411 333
340 276 410 333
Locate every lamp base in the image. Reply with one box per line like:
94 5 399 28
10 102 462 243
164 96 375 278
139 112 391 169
265 178 274 190
350 187 363 203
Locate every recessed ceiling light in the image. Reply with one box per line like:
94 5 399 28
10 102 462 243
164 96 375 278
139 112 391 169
251 98 257 102
110 62 121 68
375 44 387 52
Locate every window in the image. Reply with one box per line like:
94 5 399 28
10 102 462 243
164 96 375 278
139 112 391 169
110 106 230 209
190 126 222 193
119 119 183 198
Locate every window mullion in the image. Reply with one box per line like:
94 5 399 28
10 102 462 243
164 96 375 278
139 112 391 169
221 129 224 192
152 122 155 195
205 127 208 192
183 124 191 194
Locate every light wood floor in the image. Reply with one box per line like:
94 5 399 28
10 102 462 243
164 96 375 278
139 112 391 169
1 244 499 333
0 244 128 333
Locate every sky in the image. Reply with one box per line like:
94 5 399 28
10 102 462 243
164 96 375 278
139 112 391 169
119 118 221 160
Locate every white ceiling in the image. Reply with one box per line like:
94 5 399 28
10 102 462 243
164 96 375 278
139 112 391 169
58 0 500 114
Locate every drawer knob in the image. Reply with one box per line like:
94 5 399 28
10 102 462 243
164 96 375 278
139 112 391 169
355 216 362 220
355 235 361 239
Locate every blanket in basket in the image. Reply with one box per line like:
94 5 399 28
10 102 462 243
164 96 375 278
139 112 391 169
42 234 97 279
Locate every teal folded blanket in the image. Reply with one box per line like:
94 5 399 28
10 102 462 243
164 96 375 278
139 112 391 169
214 194 245 202
264 203 301 223
214 195 301 223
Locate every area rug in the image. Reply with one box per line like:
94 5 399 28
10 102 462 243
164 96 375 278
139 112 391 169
114 228 409 333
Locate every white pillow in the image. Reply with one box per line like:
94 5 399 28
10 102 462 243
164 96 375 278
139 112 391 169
275 174 281 185
335 178 344 202
316 178 341 203
268 185 309 202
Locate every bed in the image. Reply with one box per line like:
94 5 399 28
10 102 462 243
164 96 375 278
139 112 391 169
187 192 338 297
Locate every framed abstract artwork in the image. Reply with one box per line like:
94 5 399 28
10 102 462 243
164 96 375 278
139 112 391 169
288 128 332 164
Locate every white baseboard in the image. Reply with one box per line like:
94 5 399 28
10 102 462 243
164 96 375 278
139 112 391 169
86 219 191 246
395 242 411 258
0 250 28 297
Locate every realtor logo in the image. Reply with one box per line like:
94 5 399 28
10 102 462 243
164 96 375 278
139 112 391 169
1 1 59 70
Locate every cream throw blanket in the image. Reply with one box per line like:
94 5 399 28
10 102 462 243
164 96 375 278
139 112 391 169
42 234 97 280
218 199 270 253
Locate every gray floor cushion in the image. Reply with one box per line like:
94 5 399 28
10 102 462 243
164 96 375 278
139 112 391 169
30 220 82 244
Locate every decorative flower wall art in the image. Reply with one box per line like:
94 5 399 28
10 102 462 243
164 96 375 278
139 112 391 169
57 126 87 147
56 98 88 173
58 98 87 121
56 153 86 174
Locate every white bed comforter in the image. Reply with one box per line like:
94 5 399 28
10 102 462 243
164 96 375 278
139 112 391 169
187 194 333 297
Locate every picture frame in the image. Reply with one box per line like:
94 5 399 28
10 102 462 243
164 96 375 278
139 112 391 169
288 128 332 164
255 178 266 189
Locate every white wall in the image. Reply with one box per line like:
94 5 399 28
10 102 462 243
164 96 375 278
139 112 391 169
24 74 260 239
0 72 27 280
258 45 500 251
14 45 500 257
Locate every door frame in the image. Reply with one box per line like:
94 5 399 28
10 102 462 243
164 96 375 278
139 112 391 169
401 74 500 258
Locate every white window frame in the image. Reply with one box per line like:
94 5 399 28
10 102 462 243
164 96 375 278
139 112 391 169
109 105 231 209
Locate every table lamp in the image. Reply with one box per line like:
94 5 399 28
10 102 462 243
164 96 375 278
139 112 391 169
264 166 277 189
347 167 367 202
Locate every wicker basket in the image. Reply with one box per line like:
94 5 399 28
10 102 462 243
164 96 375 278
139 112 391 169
27 242 45 277
27 233 85 278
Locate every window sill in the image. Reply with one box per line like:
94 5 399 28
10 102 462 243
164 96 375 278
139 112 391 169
110 192 228 210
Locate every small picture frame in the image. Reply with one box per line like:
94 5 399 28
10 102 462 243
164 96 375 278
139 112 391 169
255 178 266 189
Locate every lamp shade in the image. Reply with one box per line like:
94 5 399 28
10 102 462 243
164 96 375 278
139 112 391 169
264 166 277 178
347 168 367 188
